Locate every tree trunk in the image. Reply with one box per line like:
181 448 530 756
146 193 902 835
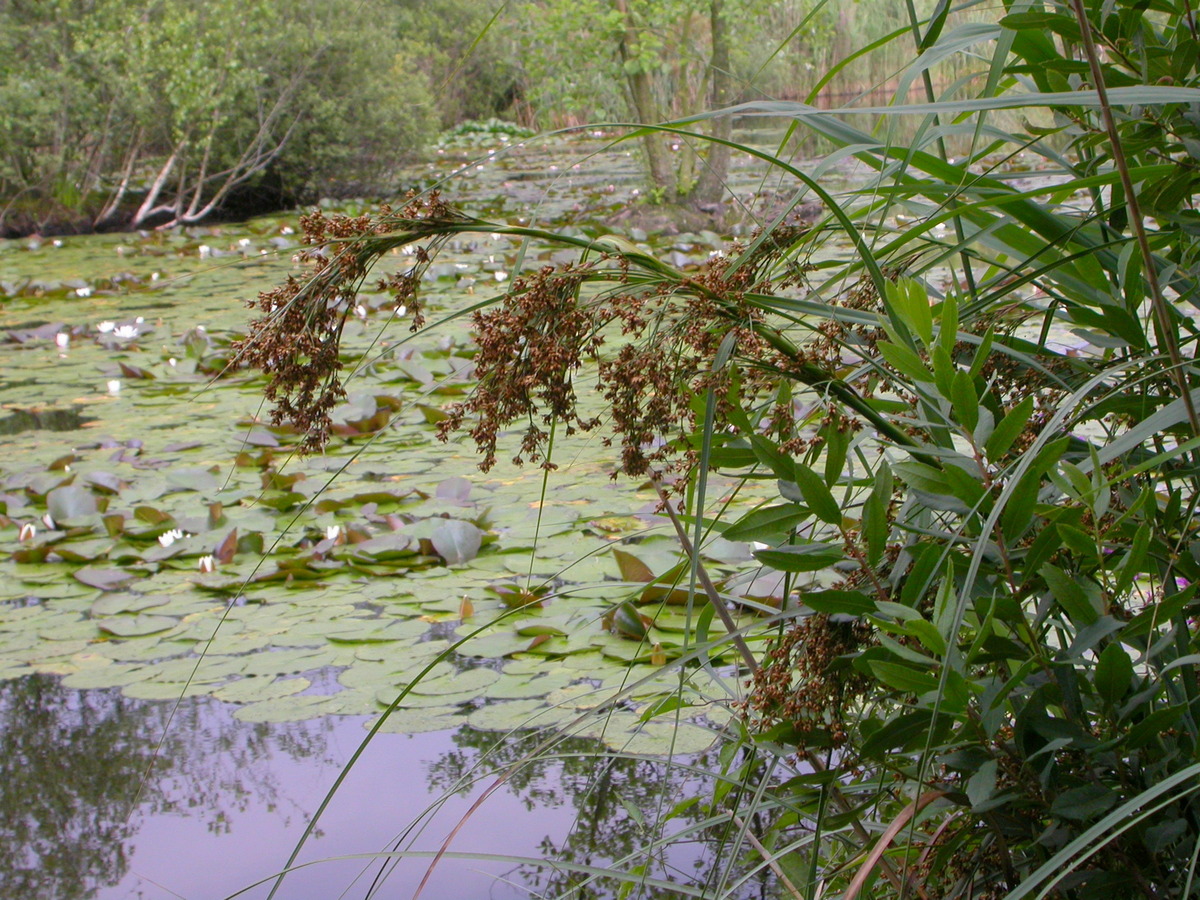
612 0 676 201
691 0 732 208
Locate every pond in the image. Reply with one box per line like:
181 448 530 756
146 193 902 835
0 132 827 899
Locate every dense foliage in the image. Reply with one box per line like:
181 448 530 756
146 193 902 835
244 0 1200 896
2 0 968 235
0 0 437 234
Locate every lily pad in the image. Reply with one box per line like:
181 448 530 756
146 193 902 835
430 519 483 565
213 676 311 703
410 666 500 696
233 694 339 723
95 613 178 637
74 566 135 591
46 484 98 521
371 706 462 734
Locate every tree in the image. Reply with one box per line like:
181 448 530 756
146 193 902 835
0 0 437 234
517 0 741 210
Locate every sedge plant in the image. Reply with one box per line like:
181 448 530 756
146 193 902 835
237 0 1200 896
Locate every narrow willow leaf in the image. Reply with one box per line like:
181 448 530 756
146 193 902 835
985 396 1034 462
878 341 933 382
863 486 888 568
872 660 939 694
793 462 841 526
968 327 994 380
1041 563 1099 627
722 503 808 542
800 590 876 616
937 294 959 359
1114 523 1151 598
750 434 795 481
822 420 849 487
1001 436 1069 536
886 277 933 346
754 542 843 572
1095 643 1133 706
951 369 979 433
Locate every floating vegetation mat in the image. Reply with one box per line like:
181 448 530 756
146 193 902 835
0 137 804 753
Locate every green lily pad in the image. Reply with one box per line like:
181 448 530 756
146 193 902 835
233 694 338 723
74 566 134 591
123 680 222 700
91 592 169 616
410 666 500 696
46 484 99 520
370 707 462 734
213 676 311 703
95 614 179 637
467 698 579 731
61 662 149 689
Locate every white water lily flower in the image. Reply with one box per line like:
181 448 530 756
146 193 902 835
113 325 139 340
106 380 121 395
55 332 69 349
158 528 185 548
18 523 36 542
325 525 342 541
97 321 116 333
75 286 92 298
198 245 212 259
198 555 217 573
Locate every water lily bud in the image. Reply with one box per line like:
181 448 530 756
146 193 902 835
18 523 36 542
42 513 55 530
325 525 342 542
55 332 69 349
107 380 121 395
198 555 216 573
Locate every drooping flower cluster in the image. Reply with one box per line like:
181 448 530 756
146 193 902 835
240 195 821 478
233 193 455 452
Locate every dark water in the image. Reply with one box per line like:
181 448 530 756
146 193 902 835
0 674 766 900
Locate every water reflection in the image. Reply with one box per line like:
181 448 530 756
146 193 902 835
0 676 775 900
422 727 776 900
0 675 145 899
0 673 337 900
0 406 94 435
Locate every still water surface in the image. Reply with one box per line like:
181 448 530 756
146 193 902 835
0 133 805 900
3 672 740 900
